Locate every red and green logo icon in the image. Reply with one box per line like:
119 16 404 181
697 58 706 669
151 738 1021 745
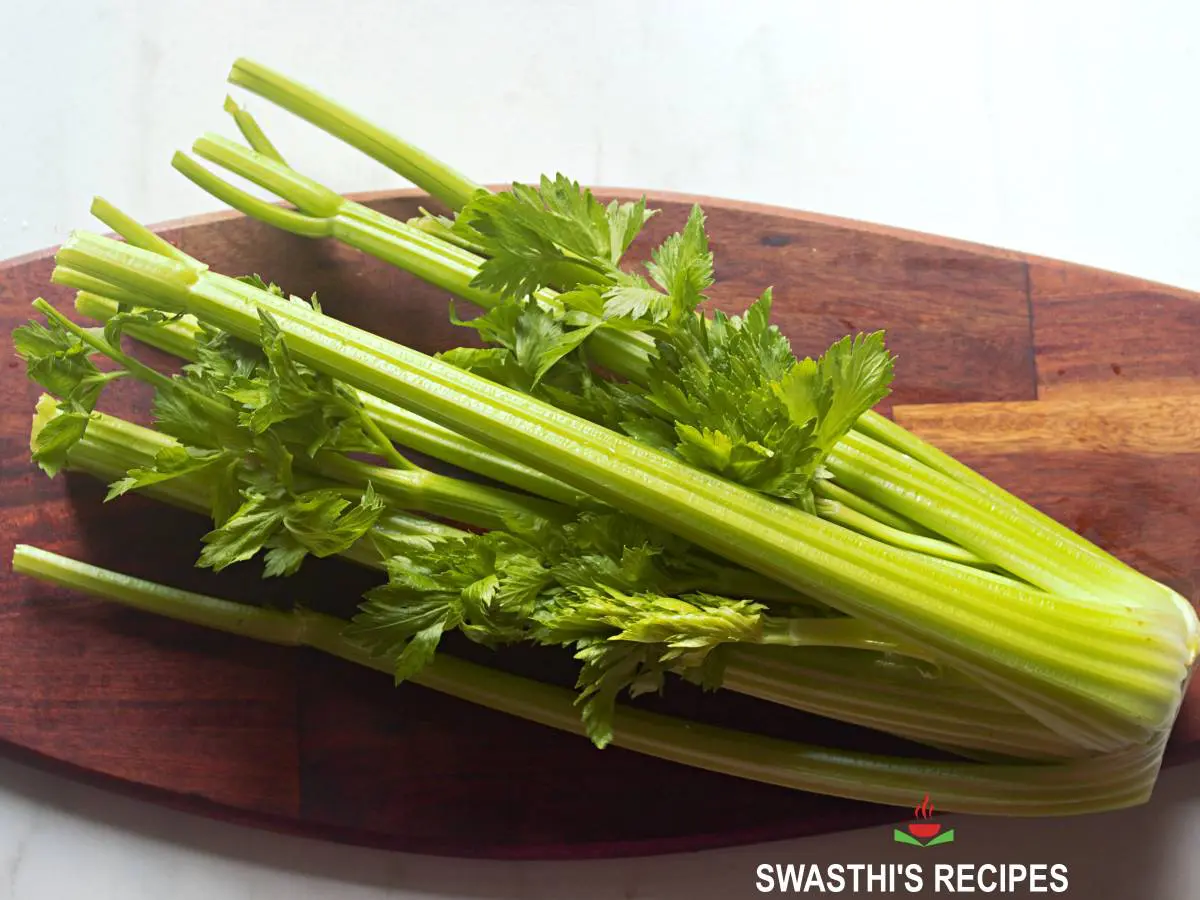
893 794 955 847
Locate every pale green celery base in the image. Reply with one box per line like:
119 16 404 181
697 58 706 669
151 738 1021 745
10 544 1167 815
722 647 1084 760
856 410 1200 665
832 430 1176 611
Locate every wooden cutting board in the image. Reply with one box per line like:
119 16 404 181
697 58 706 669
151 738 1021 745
1 191 1198 859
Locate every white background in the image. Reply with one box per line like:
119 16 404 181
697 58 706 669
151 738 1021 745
3 1 1200 897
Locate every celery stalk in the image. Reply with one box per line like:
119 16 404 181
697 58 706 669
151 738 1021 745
171 140 655 382
10 543 1168 815
169 132 1184 623
227 58 482 211
74 290 588 508
172 140 1179 622
52 231 1198 754
190 85 1185 605
223 94 287 165
33 296 559 535
30 395 462 569
40 396 1072 759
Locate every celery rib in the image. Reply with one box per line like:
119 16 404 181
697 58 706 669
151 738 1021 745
75 290 589 508
31 396 461 571
10 543 1167 815
228 58 482 211
223 94 287 164
815 498 989 567
313 452 565 531
833 430 1176 610
812 478 926 534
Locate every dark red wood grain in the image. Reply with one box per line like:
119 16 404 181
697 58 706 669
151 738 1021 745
1029 262 1200 398
1 190 1198 858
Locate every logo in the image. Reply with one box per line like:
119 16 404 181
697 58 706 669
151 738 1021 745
893 794 955 847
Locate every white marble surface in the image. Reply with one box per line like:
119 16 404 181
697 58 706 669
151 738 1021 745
3 2 1200 897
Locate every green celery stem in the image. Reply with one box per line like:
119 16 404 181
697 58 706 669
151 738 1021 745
175 137 655 383
759 616 930 661
227 58 482 211
9 543 1166 815
223 95 287 164
74 291 589 508
32 396 461 570
812 478 926 535
357 393 589 507
829 430 1175 608
315 452 567 532
815 498 990 568
856 409 1179 600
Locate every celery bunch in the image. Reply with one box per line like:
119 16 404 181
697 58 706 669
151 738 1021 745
10 59 1198 817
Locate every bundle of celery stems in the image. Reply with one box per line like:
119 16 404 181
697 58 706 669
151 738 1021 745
12 59 1199 816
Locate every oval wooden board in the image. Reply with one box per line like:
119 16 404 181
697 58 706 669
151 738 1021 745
2 191 1199 860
